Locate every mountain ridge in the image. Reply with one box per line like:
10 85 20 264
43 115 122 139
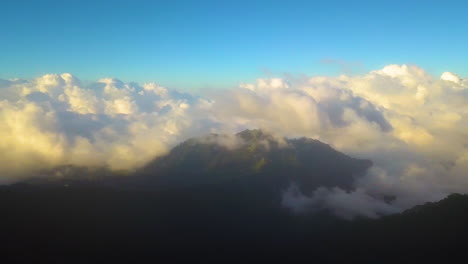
136 129 372 194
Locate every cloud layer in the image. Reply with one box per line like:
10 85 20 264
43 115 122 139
1 65 467 218
0 74 211 182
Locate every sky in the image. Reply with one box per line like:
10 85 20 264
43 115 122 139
1 0 467 90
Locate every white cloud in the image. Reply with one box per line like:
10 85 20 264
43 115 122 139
441 71 461 84
282 183 400 219
0 74 209 181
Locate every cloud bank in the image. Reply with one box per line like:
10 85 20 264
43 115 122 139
1 65 467 218
0 74 211 182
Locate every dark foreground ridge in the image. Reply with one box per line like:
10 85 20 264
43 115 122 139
2 184 468 263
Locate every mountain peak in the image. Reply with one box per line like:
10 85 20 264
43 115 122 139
140 129 372 194
237 129 270 140
235 129 289 151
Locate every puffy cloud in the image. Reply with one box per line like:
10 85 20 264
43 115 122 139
0 100 66 180
0 74 209 181
211 71 394 153
441 72 461 84
1 64 467 219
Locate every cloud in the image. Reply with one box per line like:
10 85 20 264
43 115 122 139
0 74 211 182
209 64 468 214
1 64 467 219
281 183 400 219
441 72 461 84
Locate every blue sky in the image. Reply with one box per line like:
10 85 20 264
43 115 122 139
1 0 467 90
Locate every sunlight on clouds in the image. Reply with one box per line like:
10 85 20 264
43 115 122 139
0 100 66 175
0 74 205 181
441 71 461 84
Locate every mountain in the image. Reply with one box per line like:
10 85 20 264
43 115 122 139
136 129 372 194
